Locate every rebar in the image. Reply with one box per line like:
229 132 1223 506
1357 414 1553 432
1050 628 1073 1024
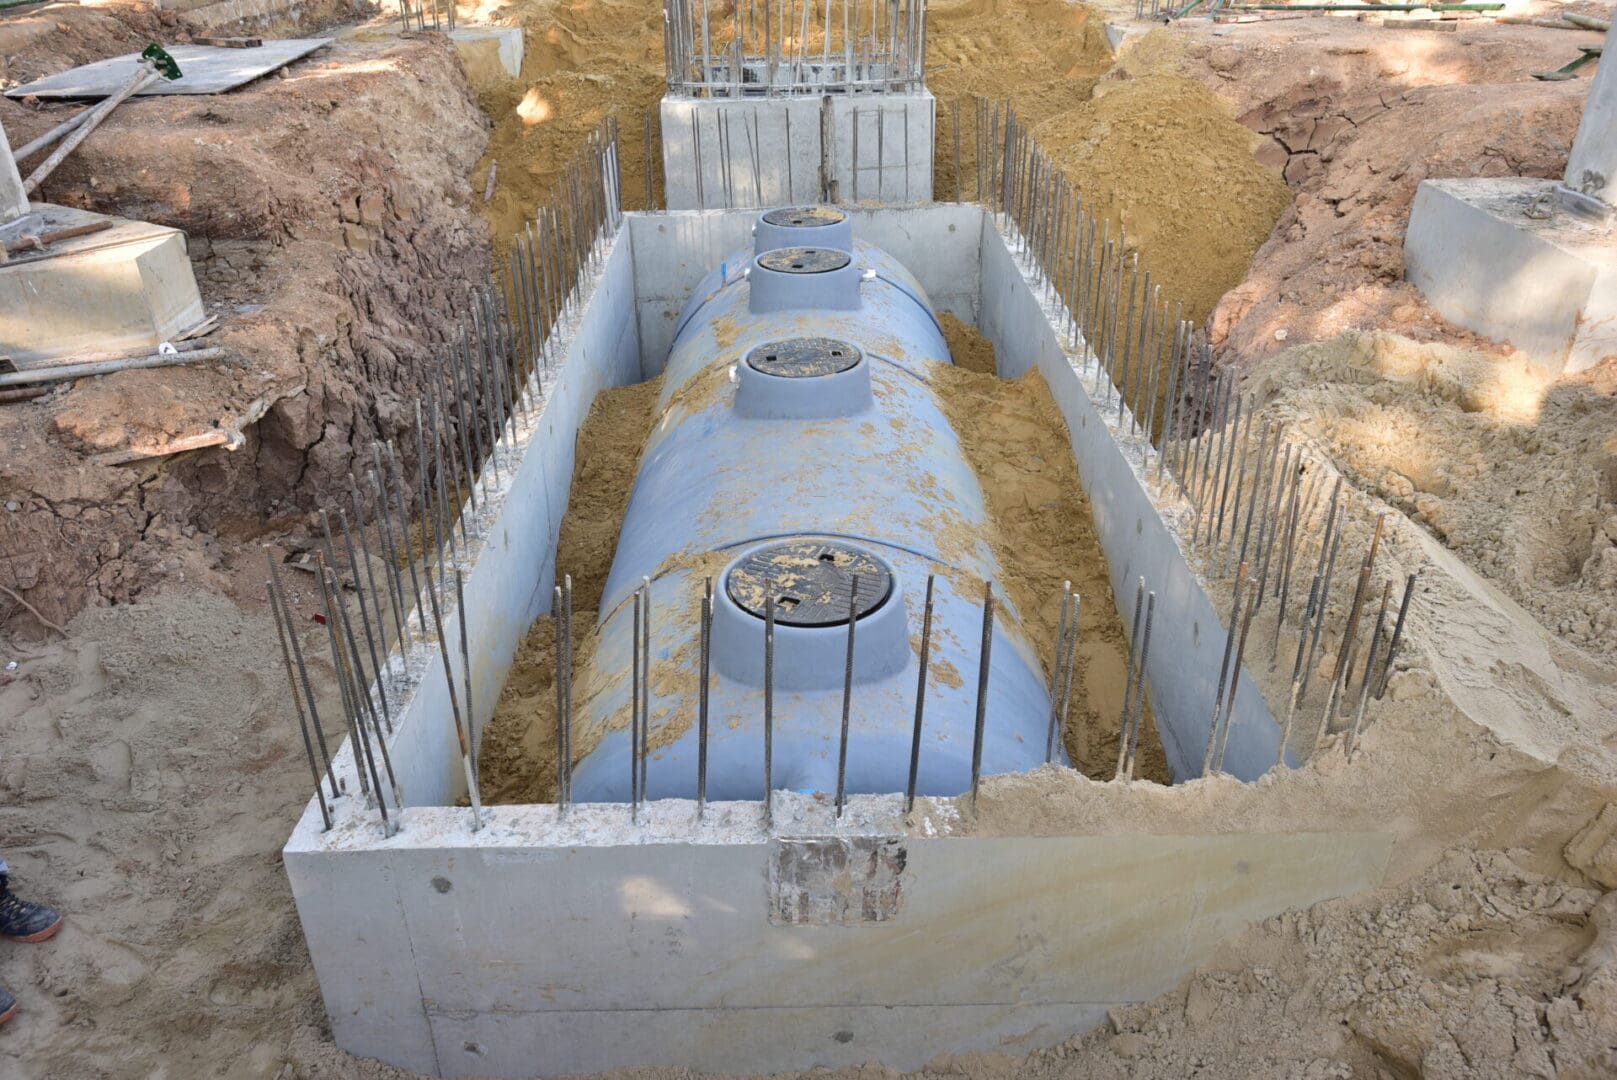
969 579 994 804
1375 572 1418 700
1124 590 1156 780
1202 562 1248 777
1344 577 1394 759
698 575 713 817
266 568 333 829
1115 577 1146 779
905 573 935 814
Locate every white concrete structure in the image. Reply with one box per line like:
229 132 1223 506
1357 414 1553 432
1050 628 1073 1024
660 94 934 210
1563 21 1616 213
1404 22 1616 374
0 118 27 223
285 205 1370 1079
1405 178 1616 374
0 204 207 364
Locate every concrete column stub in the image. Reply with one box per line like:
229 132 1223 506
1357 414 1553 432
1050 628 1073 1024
1561 20 1616 218
0 117 29 223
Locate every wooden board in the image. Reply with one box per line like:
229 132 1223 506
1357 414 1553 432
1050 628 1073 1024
5 39 334 99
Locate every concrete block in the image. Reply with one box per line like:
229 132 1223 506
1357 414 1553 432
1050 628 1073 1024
449 27 524 90
1563 23 1615 210
660 94 933 211
0 204 206 364
1405 177 1617 375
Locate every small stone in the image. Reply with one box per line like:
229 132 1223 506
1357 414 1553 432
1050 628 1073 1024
4 500 18 512
1275 328 1289 341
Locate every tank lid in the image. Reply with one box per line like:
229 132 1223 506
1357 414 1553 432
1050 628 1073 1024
761 206 847 228
726 541 893 627
745 337 862 378
756 247 852 274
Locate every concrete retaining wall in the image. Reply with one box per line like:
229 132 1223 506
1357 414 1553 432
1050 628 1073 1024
287 797 1389 1077
975 213 1288 780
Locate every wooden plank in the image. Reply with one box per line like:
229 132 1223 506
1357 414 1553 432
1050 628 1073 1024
5 39 333 99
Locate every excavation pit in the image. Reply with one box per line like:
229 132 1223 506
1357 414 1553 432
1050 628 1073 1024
284 203 1387 1079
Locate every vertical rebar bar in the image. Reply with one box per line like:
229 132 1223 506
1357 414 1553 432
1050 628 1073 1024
905 573 935 813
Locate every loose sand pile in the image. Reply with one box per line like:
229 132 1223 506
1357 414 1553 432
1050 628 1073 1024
936 315 1168 782
1035 54 1294 327
478 376 662 803
1248 330 1617 658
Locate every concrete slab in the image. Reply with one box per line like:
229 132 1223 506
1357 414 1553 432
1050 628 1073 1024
1405 177 1617 375
6 39 334 99
660 93 934 211
0 204 206 365
448 27 523 90
286 796 1390 1078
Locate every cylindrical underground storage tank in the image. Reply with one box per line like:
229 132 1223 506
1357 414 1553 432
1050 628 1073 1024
568 207 1068 802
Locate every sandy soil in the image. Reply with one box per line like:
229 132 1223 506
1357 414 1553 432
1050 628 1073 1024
478 376 662 803
0 4 492 633
933 317 1168 782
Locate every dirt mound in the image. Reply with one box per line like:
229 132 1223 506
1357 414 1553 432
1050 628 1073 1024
480 375 661 803
1250 330 1617 657
1036 56 1293 327
475 0 667 242
933 317 1168 782
0 31 490 632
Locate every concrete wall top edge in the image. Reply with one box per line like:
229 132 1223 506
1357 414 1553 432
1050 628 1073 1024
285 791 1395 855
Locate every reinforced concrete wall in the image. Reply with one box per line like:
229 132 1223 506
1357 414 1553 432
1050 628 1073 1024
660 94 934 211
285 205 1372 1079
974 216 1290 780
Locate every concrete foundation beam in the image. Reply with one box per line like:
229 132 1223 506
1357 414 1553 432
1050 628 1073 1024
1404 177 1617 375
0 204 206 364
660 93 934 210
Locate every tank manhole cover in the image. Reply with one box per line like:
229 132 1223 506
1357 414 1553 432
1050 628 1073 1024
727 541 893 627
746 337 862 378
762 206 847 228
757 247 851 274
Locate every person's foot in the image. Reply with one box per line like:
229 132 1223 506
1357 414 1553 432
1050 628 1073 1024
0 879 62 944
0 985 16 1026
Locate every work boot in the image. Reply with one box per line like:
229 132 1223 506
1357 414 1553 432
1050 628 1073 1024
0 877 62 944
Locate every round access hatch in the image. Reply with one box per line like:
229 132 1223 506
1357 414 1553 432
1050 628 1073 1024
756 247 852 274
726 541 893 627
745 338 862 378
761 206 847 229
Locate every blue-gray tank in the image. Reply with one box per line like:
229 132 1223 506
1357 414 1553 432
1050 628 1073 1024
569 206 1067 802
